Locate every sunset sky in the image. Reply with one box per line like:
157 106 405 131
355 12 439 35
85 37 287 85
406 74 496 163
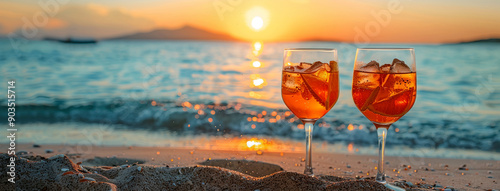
1 0 499 43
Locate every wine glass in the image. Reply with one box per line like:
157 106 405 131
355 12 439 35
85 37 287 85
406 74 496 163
352 48 416 184
282 49 339 176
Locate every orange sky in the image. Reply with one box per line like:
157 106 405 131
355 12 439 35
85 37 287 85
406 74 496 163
1 0 499 43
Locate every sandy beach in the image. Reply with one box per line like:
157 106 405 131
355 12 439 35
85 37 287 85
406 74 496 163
1 144 498 190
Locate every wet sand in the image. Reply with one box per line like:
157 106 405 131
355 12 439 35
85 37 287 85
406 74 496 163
1 144 498 190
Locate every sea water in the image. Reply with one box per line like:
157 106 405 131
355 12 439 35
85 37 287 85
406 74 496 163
1 39 499 159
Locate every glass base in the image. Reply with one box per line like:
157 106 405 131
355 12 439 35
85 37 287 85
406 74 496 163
384 183 406 191
376 172 405 191
304 166 314 177
376 172 386 183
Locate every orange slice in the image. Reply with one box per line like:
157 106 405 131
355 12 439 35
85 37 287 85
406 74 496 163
360 86 380 111
300 73 328 108
367 89 413 117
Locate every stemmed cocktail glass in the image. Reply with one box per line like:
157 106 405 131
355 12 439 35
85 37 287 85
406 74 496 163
352 48 417 184
281 49 339 176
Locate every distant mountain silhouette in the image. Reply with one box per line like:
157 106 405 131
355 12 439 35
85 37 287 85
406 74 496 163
455 38 500 44
110 26 237 41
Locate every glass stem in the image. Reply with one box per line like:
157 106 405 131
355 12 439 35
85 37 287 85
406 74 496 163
376 126 389 183
304 122 314 176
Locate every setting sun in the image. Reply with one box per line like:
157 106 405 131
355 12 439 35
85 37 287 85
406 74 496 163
246 7 269 32
251 16 264 30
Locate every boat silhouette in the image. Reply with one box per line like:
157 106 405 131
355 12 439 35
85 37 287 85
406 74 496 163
58 37 97 44
44 37 97 44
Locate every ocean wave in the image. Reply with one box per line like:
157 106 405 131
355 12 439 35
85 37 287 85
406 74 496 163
4 99 499 152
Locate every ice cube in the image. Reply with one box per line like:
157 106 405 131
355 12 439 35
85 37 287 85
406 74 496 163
356 72 380 89
359 61 380 73
294 62 313 73
282 72 302 94
295 66 307 73
390 58 412 73
299 62 312 69
323 62 331 72
313 63 331 81
304 61 325 73
283 66 295 72
380 64 391 73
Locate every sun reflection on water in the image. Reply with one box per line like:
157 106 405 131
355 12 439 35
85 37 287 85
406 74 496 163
157 99 370 154
250 74 267 88
252 41 263 56
253 78 264 86
252 60 261 67
247 140 262 148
